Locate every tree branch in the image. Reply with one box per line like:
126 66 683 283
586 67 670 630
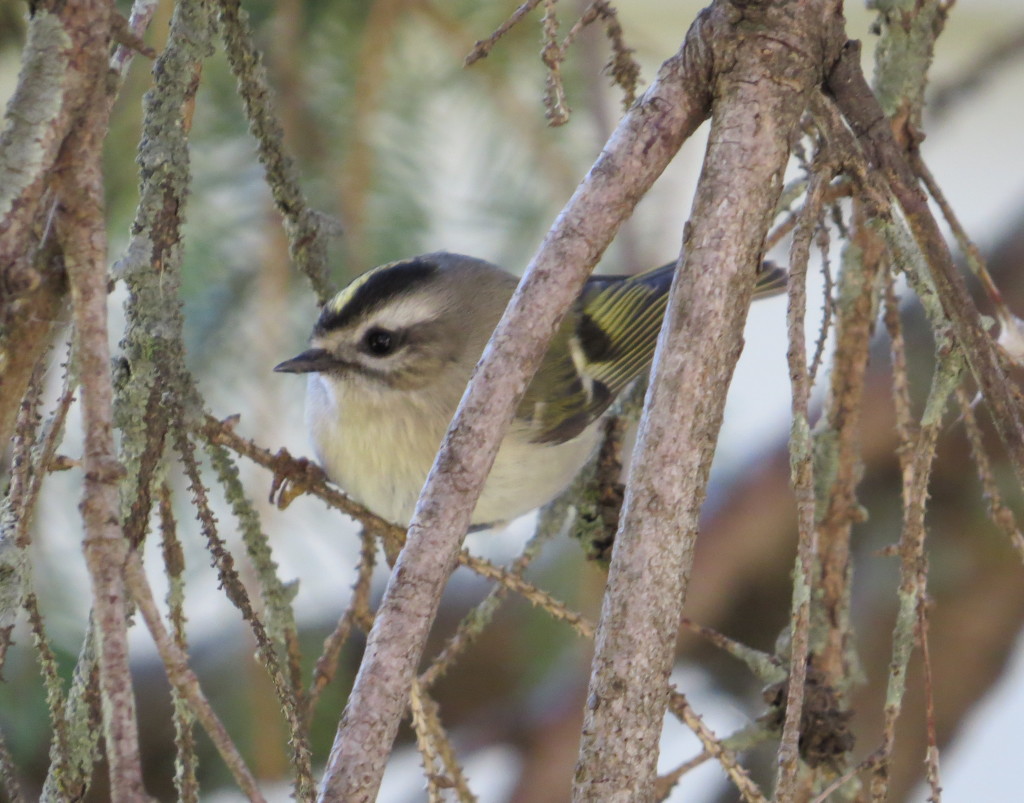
573 2 843 798
54 0 146 796
317 14 717 801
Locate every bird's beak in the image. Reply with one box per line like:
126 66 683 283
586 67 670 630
274 348 336 374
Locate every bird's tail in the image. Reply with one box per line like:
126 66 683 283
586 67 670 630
626 258 788 300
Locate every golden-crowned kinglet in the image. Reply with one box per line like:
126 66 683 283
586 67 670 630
275 252 785 526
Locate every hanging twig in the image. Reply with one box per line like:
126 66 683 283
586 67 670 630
157 482 200 803
956 387 1024 561
207 444 306 703
912 151 1024 362
664 692 768 803
307 528 378 714
174 425 315 801
215 0 334 301
870 345 961 800
123 551 268 803
827 42 1024 489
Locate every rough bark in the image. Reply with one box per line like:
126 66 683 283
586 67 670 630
573 2 843 799
51 1 148 798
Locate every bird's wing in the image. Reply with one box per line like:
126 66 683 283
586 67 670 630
516 259 786 444
517 264 672 444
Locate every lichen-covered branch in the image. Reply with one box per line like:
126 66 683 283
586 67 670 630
0 0 158 449
0 7 78 456
215 0 332 301
870 345 961 799
827 42 1024 488
778 156 837 799
54 0 145 795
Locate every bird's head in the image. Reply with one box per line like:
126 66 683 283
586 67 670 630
274 253 515 392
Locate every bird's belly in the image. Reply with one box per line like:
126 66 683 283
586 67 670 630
474 425 601 526
306 376 442 525
306 375 601 526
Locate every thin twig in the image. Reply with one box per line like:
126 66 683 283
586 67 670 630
541 0 570 125
809 751 881 803
884 276 916 453
764 180 852 253
808 223 835 385
918 594 942 802
174 425 315 801
465 0 545 65
110 0 160 75
655 751 712 801
409 680 445 803
911 151 1017 338
655 722 773 802
458 551 595 638
665 692 768 803
415 687 477 803
124 551 268 803
870 345 961 800
956 387 1024 561
777 157 825 797
215 0 333 300
38 622 103 800
828 42 1024 491
158 482 200 803
679 618 785 685
2 358 47 551
307 527 378 715
409 679 477 802
198 414 404 550
420 519 556 689
206 444 307 705
808 92 887 690
24 594 71 792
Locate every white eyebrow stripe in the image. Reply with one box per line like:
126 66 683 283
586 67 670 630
360 294 445 333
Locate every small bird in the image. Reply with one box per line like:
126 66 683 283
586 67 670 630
275 252 785 527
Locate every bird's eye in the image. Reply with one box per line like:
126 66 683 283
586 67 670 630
363 327 396 356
